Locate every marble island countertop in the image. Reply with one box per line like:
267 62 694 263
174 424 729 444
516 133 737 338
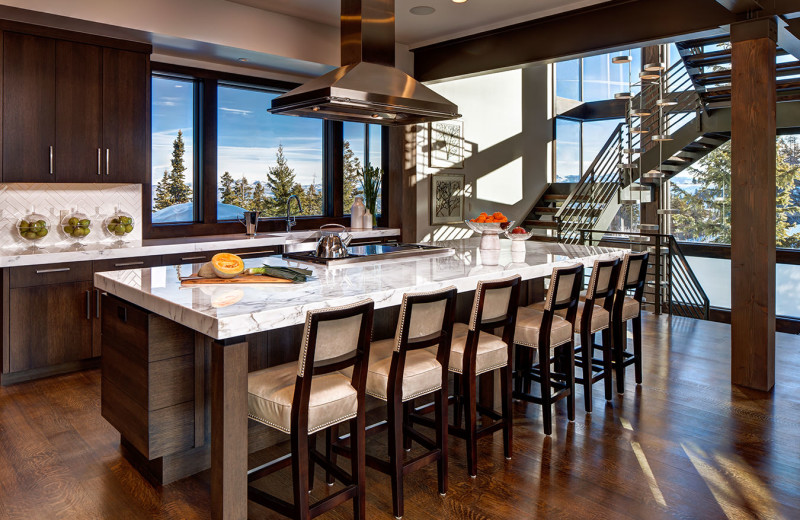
94 238 626 340
0 228 400 268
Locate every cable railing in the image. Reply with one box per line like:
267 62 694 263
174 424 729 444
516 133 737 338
578 229 710 320
555 59 703 244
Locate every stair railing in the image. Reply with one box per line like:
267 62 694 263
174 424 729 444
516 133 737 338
555 58 703 244
578 229 710 320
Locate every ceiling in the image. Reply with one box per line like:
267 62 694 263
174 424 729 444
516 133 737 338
225 0 613 48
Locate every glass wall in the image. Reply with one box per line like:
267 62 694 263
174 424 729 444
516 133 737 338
217 85 324 220
555 49 642 102
151 76 196 223
554 117 624 182
343 122 382 215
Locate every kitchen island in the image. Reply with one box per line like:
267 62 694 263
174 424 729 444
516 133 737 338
94 238 624 520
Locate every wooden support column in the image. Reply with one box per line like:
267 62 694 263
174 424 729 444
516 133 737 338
211 337 248 520
730 17 777 392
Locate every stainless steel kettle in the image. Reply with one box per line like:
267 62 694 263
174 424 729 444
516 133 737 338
315 224 352 259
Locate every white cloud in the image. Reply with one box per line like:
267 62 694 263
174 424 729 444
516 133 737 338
219 107 254 117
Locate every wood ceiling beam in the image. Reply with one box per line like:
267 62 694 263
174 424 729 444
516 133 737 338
715 0 764 14
413 0 800 82
778 17 800 60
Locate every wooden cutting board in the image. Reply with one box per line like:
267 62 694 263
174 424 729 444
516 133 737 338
180 274 293 285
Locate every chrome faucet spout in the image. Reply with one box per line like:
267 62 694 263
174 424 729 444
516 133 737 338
286 194 303 233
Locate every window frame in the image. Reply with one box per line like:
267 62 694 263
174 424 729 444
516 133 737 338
145 62 390 239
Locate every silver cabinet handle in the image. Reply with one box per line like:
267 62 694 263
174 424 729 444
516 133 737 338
86 290 91 320
50 146 54 175
35 267 70 274
114 261 145 267
97 148 102 176
106 149 110 175
181 256 207 261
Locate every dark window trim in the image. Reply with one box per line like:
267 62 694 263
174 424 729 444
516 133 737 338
145 62 390 239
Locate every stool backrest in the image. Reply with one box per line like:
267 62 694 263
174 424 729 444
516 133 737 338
585 257 622 313
618 251 649 300
394 286 458 353
468 275 521 333
544 263 585 316
297 299 374 378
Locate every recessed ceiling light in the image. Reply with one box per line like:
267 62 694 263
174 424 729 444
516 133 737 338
410 6 435 15
238 57 248 62
452 0 468 3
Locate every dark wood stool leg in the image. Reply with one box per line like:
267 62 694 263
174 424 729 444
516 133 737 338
291 429 311 520
500 362 513 460
464 371 478 478
388 395 405 518
614 320 626 394
350 416 366 520
435 387 448 496
453 373 463 429
403 401 413 452
601 328 614 401
308 433 316 491
513 345 523 395
566 344 576 422
580 330 593 413
539 346 552 436
633 316 643 384
325 426 337 485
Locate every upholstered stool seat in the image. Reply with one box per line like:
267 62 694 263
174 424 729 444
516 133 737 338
347 338 443 402
249 363 358 434
517 305 573 348
594 295 638 321
429 322 507 376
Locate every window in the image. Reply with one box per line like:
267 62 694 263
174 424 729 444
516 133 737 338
146 63 390 238
217 85 324 220
151 75 197 224
343 122 383 215
555 49 642 103
554 117 623 182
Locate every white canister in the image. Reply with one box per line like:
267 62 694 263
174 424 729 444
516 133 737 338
362 209 373 230
350 196 365 229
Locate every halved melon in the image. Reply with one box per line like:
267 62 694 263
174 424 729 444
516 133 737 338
210 253 245 279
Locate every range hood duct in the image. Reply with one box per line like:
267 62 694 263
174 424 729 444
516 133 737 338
268 0 460 126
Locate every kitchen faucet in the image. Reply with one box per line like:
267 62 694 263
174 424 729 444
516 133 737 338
286 194 303 233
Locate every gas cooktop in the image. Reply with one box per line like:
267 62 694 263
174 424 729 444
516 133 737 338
282 243 454 266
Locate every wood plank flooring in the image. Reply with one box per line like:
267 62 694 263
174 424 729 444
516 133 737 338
1 315 799 519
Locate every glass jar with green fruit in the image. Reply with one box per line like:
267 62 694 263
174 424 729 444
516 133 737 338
16 213 50 242
61 212 93 240
104 211 135 241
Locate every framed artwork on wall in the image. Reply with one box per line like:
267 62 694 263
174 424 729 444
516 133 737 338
430 173 465 225
428 120 464 169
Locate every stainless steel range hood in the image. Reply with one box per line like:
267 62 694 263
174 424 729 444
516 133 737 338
268 0 460 126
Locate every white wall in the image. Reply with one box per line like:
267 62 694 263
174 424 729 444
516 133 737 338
416 65 553 242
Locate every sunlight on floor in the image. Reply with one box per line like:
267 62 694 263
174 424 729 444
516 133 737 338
682 442 780 520
620 417 667 507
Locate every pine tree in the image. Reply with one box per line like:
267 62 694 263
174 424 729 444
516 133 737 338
219 171 236 205
232 176 253 210
343 140 363 213
251 181 268 212
152 130 192 212
301 175 323 216
265 144 301 217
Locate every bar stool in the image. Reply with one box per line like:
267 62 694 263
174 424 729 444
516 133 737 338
332 286 457 519
569 257 621 412
513 264 584 435
246 300 374 520
611 251 650 393
415 275 520 478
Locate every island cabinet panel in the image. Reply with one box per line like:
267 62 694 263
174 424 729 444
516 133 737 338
2 32 56 182
101 295 197 460
8 280 93 372
102 48 149 184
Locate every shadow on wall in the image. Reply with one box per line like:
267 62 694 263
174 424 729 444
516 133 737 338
416 66 553 242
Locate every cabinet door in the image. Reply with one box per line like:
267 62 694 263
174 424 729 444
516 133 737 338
2 32 55 183
8 281 93 372
55 41 103 182
102 48 149 183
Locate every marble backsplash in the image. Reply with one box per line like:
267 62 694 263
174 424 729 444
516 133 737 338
0 183 142 250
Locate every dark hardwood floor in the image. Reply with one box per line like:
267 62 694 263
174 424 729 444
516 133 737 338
1 315 799 519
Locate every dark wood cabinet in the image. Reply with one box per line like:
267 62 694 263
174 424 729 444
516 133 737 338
1 29 150 184
102 48 149 184
2 32 56 182
8 281 93 372
55 40 103 182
